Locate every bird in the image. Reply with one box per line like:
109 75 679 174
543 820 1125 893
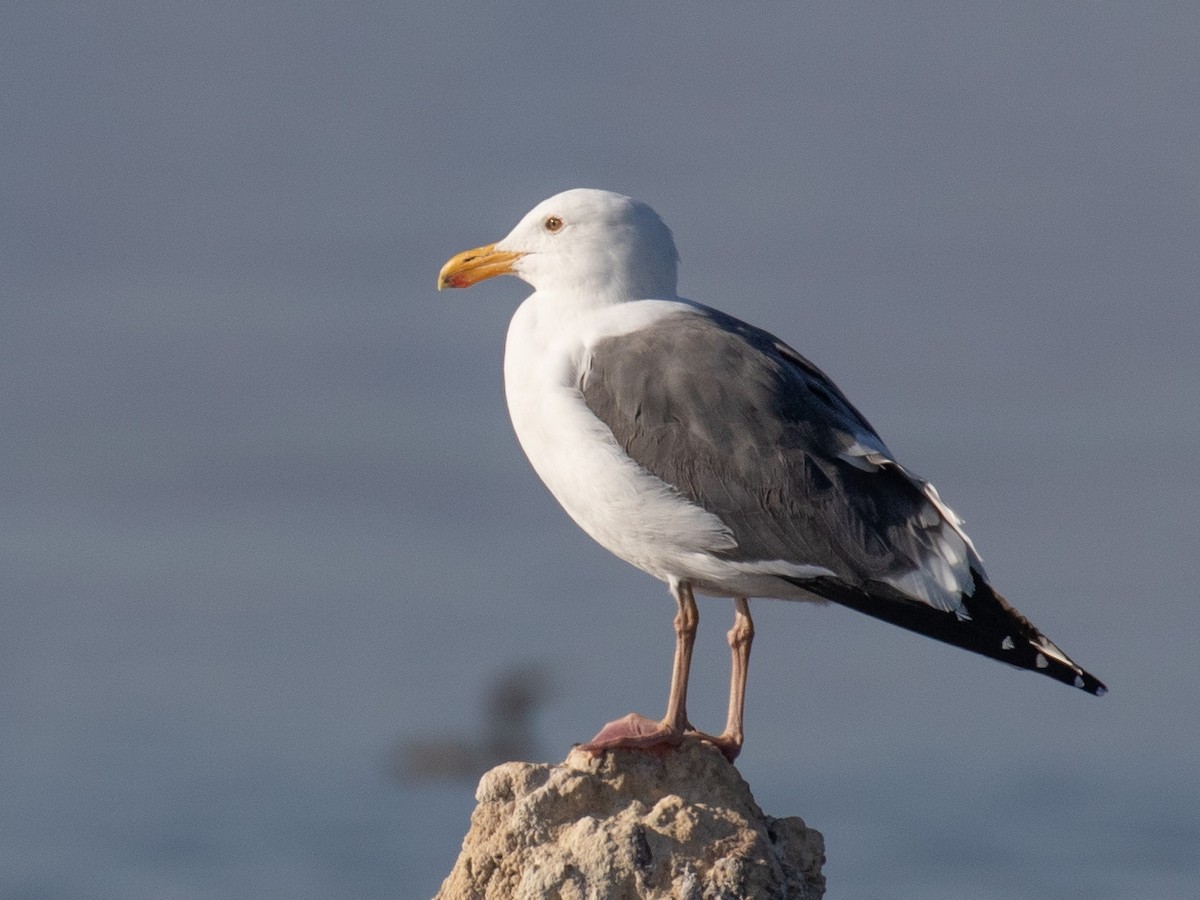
437 188 1105 762
391 663 551 781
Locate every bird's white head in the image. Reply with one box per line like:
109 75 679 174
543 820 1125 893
438 188 679 303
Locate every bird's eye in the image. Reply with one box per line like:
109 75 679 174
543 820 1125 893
544 215 564 233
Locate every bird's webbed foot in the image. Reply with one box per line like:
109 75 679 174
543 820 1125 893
683 726 743 762
579 712 685 757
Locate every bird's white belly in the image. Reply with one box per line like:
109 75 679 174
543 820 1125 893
502 296 828 600
503 298 733 581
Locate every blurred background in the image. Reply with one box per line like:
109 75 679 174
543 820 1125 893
3 2 1198 897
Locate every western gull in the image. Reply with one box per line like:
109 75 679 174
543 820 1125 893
438 188 1106 761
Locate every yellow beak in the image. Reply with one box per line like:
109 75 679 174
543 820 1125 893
437 243 524 290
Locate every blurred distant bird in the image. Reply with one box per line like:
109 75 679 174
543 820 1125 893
438 188 1105 762
393 663 550 781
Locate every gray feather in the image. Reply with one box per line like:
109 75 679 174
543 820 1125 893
579 306 955 590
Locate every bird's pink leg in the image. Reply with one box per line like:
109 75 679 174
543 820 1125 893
689 597 753 762
581 580 697 755
662 580 699 733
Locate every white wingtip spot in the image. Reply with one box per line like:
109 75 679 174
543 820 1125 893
1074 675 1085 689
1035 653 1048 669
1001 636 1015 651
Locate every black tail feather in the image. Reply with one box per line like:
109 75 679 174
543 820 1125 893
790 570 1107 696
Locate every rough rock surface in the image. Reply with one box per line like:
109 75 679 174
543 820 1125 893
435 738 825 899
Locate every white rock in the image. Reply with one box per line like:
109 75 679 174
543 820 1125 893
436 737 825 899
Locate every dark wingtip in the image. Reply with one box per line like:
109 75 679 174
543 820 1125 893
1044 654 1107 696
1078 671 1108 697
793 572 1108 697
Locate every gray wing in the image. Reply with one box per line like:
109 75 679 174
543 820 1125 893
579 305 961 596
578 305 1107 696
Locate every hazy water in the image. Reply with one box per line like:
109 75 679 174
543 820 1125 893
3 4 1199 898
7 277 1198 899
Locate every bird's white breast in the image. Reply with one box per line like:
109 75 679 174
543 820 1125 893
503 293 739 584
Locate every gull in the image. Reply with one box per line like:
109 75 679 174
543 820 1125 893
438 188 1105 761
